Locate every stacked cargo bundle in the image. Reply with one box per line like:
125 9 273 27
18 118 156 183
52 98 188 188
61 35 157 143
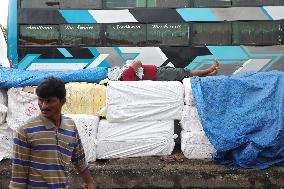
0 89 8 124
6 87 41 131
97 81 184 159
181 78 215 159
0 87 40 161
62 82 106 116
1 87 40 157
0 89 12 161
0 123 13 161
64 114 100 162
97 120 175 159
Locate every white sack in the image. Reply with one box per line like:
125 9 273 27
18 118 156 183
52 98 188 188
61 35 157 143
180 105 203 132
181 130 215 159
64 114 99 162
183 78 195 106
0 29 10 68
0 104 8 124
0 123 14 161
97 119 176 159
0 89 8 106
7 88 41 131
107 81 184 122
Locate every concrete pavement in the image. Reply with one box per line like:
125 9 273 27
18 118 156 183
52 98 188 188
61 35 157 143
1 157 284 189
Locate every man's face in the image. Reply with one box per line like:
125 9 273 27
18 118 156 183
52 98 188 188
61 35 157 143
38 96 65 119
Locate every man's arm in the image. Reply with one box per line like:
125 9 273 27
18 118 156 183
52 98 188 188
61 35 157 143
9 127 30 189
129 60 142 72
71 129 95 189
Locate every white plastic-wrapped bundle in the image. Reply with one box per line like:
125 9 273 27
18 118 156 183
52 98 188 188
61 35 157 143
181 130 215 159
180 105 203 132
97 119 177 159
183 78 195 106
0 89 8 106
64 114 99 162
107 81 184 122
0 123 14 161
7 88 41 131
0 104 8 124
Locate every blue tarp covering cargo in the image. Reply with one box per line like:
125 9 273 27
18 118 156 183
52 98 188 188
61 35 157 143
191 71 284 169
0 67 108 88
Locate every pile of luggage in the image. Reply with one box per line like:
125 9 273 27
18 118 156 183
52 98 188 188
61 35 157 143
0 79 213 162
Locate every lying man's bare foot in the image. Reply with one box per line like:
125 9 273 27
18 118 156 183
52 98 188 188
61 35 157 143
206 60 219 73
203 60 219 76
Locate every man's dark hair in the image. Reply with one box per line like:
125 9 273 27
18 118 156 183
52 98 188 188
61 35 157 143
36 77 66 99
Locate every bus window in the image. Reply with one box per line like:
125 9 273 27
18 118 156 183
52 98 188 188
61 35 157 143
261 21 281 45
231 0 284 6
262 0 284 5
281 21 284 45
232 21 280 45
232 0 262 6
105 0 146 8
105 24 146 46
19 25 59 46
147 23 189 46
60 24 102 46
20 0 60 8
192 0 231 7
192 22 231 45
60 0 102 9
147 0 190 8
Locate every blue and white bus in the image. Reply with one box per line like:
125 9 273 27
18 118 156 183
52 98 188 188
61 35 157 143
8 0 284 74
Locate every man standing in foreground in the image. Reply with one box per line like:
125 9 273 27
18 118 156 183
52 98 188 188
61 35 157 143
10 77 96 189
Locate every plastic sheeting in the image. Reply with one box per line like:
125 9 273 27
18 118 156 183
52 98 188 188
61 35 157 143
0 123 13 161
0 104 7 124
181 130 215 159
0 89 8 106
0 67 108 89
7 88 41 131
183 78 195 106
0 90 8 123
191 71 284 169
0 30 10 68
64 114 99 162
180 105 203 132
97 119 176 159
107 81 184 122
62 83 106 116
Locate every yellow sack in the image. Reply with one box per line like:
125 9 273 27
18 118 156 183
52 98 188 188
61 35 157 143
62 82 106 116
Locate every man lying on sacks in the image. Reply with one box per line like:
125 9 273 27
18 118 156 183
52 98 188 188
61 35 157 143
108 60 219 81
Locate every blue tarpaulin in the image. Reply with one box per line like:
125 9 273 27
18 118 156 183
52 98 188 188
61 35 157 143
190 71 284 169
0 67 108 88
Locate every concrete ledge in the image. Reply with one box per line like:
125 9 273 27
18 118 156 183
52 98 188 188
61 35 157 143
1 158 284 188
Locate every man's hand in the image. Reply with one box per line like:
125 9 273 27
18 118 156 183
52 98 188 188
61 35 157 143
85 182 96 189
130 60 142 72
80 169 96 189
